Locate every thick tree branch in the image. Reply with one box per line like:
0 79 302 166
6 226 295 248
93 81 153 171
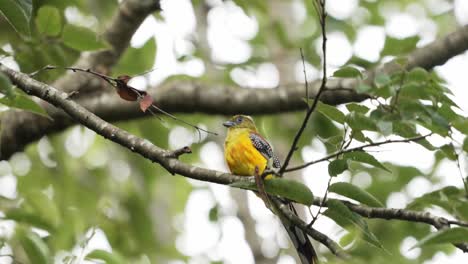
1 25 468 160
313 197 468 253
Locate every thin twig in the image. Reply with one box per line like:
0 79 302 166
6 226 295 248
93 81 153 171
279 0 328 175
300 48 310 110
286 133 432 173
309 175 333 227
30 65 218 136
455 153 468 198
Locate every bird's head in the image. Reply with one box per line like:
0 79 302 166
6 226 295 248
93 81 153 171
223 115 257 131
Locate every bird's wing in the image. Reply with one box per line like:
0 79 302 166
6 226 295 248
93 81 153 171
249 132 281 169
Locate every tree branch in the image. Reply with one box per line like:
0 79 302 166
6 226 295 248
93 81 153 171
313 197 468 253
279 0 327 175
285 133 432 173
272 197 350 259
1 25 468 160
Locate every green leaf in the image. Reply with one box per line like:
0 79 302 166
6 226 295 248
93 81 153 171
343 151 390 172
381 35 419 56
374 74 391 88
329 182 384 207
346 103 369 114
5 209 53 230
332 66 362 79
230 178 314 206
86 249 126 264
63 24 110 51
407 186 462 211
407 67 429 82
411 227 468 249
209 205 219 222
463 137 468 153
113 38 157 76
0 92 50 118
316 101 345 124
328 159 348 176
26 191 61 228
440 144 457 160
376 121 392 136
17 228 50 264
346 112 377 131
357 83 371 93
272 20 292 48
0 0 32 36
452 119 468 135
324 200 384 249
35 6 61 37
0 72 15 99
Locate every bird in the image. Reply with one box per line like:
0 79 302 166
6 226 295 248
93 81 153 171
223 114 318 264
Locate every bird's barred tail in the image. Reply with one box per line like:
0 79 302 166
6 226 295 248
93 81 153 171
279 203 318 264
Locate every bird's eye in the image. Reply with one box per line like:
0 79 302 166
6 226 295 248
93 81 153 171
236 116 243 123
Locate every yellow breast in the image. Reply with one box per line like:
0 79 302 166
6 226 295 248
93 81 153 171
224 128 267 176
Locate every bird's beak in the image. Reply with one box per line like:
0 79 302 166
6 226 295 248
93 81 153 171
223 121 236 127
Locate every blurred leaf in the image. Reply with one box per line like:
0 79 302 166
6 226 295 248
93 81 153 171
346 56 376 69
5 209 53 230
328 159 348 176
324 200 384 249
332 66 362 79
63 24 109 51
346 103 369 114
408 186 463 211
316 101 345 124
209 205 219 222
357 83 372 93
374 74 391 88
381 36 419 56
26 190 61 228
346 112 377 131
0 0 32 36
351 130 372 143
463 137 468 153
113 38 156 76
0 91 50 118
376 121 392 136
411 228 468 249
17 228 50 264
35 6 62 37
329 182 384 207
452 119 468 135
0 72 15 98
407 67 429 82
440 144 457 160
272 20 292 48
86 249 126 264
343 151 390 172
230 178 314 206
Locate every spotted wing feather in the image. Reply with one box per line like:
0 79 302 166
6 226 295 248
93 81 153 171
249 132 281 169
